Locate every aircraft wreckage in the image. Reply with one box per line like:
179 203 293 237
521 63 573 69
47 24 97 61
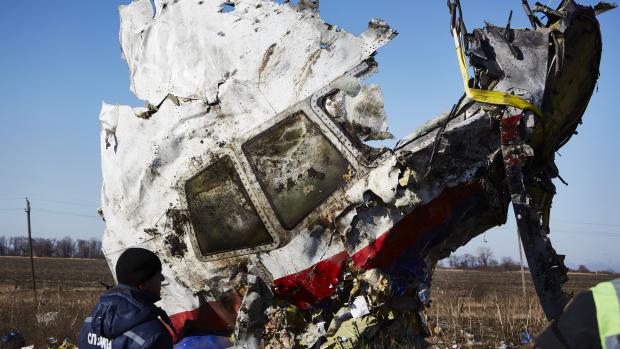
98 0 614 347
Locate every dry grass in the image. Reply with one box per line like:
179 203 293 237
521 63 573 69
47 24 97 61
0 257 615 348
427 290 546 347
0 256 113 347
0 288 101 347
426 269 616 348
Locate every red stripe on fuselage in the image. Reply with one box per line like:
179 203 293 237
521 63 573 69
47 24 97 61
169 290 241 339
351 183 480 270
273 251 349 308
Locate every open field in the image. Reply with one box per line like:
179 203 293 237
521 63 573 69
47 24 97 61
0 256 616 348
0 256 113 289
428 269 616 348
0 257 113 348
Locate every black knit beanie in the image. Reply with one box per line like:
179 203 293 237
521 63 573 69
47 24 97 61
115 248 162 287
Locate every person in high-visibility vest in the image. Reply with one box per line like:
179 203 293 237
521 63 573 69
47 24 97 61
536 278 620 349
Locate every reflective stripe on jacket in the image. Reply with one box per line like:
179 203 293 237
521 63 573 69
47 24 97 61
536 278 620 349
592 279 620 349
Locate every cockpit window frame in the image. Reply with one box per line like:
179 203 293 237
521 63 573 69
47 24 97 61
177 61 391 262
178 148 281 262
241 110 354 230
235 102 363 235
309 60 393 168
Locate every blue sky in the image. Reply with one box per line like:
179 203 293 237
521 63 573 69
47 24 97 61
0 1 618 270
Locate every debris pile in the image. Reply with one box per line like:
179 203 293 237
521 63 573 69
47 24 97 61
99 0 611 347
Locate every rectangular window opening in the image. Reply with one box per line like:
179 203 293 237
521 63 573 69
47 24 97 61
185 156 273 256
243 111 352 229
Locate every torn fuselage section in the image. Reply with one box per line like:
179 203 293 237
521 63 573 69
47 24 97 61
99 0 605 347
418 0 604 321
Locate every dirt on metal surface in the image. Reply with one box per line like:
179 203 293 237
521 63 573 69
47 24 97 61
97 0 613 347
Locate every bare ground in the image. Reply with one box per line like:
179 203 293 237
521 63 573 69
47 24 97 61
0 257 615 348
427 269 615 348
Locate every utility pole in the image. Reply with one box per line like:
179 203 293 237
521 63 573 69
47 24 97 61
25 198 37 304
517 231 526 299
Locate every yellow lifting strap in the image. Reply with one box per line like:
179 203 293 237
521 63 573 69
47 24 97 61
592 279 620 349
451 28 544 119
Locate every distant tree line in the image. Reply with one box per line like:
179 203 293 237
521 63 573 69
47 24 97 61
442 246 524 271
442 246 603 273
0 236 104 259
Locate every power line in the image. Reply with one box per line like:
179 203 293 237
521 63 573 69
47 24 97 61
551 230 620 238
33 208 99 218
498 220 620 228
553 220 620 228
495 226 620 237
0 208 22 211
29 197 99 208
25 198 620 226
0 197 99 208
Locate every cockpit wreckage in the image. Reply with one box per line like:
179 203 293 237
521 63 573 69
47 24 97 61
99 0 613 347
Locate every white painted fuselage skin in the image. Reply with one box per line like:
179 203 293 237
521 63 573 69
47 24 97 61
101 0 398 323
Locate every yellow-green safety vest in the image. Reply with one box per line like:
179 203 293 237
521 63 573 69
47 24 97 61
592 278 620 349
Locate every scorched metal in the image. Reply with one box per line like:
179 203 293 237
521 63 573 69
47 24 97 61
98 0 613 347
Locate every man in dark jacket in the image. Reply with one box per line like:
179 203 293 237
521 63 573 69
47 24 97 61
79 248 175 349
